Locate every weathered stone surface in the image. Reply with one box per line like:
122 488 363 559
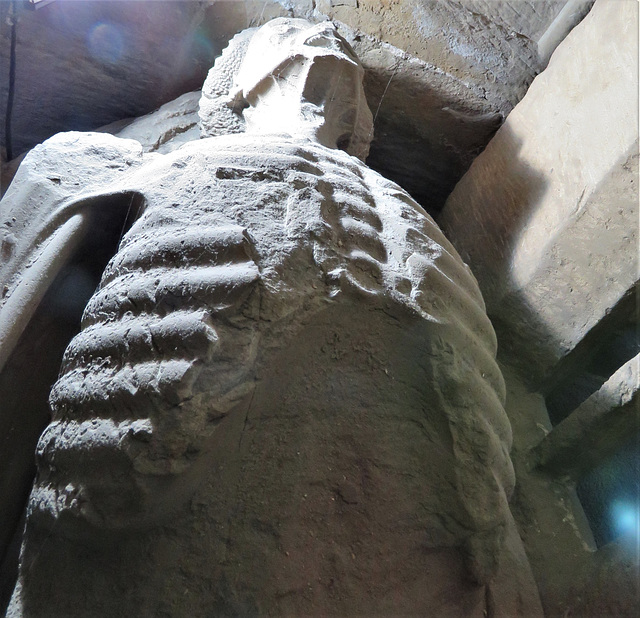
107 91 202 155
216 0 593 112
198 28 257 139
0 1 215 159
0 133 146 606
566 527 640 617
4 19 539 616
500 364 597 615
576 433 640 547
312 0 576 108
503 360 640 616
341 23 505 210
0 135 144 374
205 0 594 212
439 0 639 386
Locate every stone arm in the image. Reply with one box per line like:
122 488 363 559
0 133 145 373
0 132 145 576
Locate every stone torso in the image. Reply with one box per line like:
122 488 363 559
11 135 516 616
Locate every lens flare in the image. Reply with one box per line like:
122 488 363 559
611 500 640 539
87 23 125 64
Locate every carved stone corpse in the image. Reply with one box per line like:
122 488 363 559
2 18 540 617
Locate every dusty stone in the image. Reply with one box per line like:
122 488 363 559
106 91 202 155
0 1 214 158
0 133 146 606
3 19 539 616
566 527 640 616
0 135 145 375
500 364 597 615
439 0 639 387
198 28 257 139
204 0 594 212
0 154 27 198
233 1 593 111
502 357 640 616
341 23 504 210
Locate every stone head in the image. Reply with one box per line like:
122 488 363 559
231 18 373 159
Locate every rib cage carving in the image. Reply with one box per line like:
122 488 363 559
2 20 535 613
27 137 513 569
33 196 262 528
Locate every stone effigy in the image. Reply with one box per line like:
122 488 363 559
2 18 539 616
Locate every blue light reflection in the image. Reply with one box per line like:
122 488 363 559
611 500 640 539
87 23 125 64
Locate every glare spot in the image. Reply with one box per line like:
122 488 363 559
611 500 640 539
88 23 125 64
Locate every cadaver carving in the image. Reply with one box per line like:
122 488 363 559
1 18 532 617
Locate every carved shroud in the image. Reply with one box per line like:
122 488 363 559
3 17 542 616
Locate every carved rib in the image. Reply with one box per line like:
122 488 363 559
50 358 200 420
30 214 261 528
101 225 254 285
62 310 218 371
82 262 259 326
36 418 153 471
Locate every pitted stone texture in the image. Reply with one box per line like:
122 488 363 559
4 18 538 616
201 19 373 161
205 0 594 211
107 91 202 155
439 0 638 386
199 28 257 139
0 133 146 606
0 134 145 374
211 0 593 113
7 131 539 617
0 1 214 159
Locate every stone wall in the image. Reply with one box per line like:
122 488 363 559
440 1 639 614
2 0 592 211
439 0 638 388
